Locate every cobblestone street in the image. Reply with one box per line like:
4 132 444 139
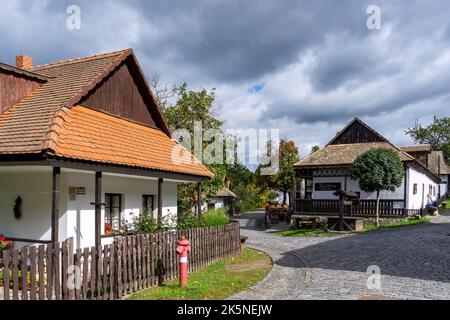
230 210 450 300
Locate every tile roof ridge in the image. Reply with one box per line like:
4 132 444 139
0 61 52 80
31 49 131 71
41 107 72 154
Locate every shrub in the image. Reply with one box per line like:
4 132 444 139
201 209 230 227
177 213 204 229
131 214 159 234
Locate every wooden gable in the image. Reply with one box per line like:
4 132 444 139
79 56 161 129
0 67 44 115
327 118 388 145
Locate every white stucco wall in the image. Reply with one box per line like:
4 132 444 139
439 174 448 198
212 199 225 210
406 167 439 210
0 166 180 249
62 170 179 249
312 176 405 201
0 167 53 247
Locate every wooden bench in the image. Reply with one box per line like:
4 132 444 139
290 215 326 229
327 216 364 232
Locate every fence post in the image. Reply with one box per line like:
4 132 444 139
114 236 122 299
2 250 10 300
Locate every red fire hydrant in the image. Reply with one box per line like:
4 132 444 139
176 236 190 288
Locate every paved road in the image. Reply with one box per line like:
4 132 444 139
230 210 450 300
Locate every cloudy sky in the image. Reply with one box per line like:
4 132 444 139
1 0 449 160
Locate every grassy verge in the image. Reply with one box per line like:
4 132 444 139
273 228 339 237
363 217 430 232
273 217 431 237
126 248 271 300
439 198 450 212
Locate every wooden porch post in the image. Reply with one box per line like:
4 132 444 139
197 182 202 216
95 172 102 248
292 177 297 212
51 167 61 244
158 178 163 225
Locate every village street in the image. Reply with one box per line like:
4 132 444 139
231 210 450 300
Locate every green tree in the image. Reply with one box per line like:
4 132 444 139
406 116 450 163
310 145 320 154
152 81 225 215
162 83 223 132
277 139 300 204
349 148 404 227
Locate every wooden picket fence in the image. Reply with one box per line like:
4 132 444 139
1 221 241 300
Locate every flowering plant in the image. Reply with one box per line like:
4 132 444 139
104 223 112 234
0 235 13 256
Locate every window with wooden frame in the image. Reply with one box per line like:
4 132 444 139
413 183 418 195
105 193 122 230
142 195 154 216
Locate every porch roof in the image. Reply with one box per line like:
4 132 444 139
48 105 213 178
214 187 237 198
294 142 414 168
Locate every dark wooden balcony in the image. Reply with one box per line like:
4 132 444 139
294 199 422 218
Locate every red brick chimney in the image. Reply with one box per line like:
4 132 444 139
16 54 33 70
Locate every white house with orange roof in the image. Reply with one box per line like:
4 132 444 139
0 49 212 249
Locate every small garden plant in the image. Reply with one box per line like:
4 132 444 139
201 208 230 227
108 208 231 236
0 235 13 257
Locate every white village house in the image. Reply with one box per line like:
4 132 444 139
207 186 236 215
0 50 212 250
293 118 449 217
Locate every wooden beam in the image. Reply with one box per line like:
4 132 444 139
158 178 163 225
51 167 60 244
0 157 210 182
95 172 102 248
292 178 297 212
197 182 202 216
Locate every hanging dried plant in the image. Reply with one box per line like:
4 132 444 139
13 196 22 220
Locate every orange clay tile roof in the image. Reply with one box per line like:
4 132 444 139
0 50 128 154
0 49 212 178
50 106 212 177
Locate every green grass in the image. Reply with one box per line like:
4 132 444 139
201 209 230 227
272 217 431 238
363 217 430 232
273 228 340 237
126 248 271 300
437 198 450 214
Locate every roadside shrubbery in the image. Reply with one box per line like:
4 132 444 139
110 208 231 236
234 183 268 213
201 209 229 227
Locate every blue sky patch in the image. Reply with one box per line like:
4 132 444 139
248 82 266 93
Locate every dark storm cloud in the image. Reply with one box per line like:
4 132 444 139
1 0 450 153
0 0 371 82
